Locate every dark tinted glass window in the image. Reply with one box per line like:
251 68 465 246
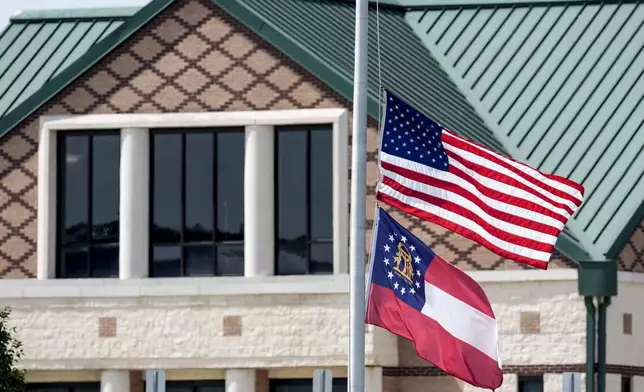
27 383 100 392
150 129 244 277
165 380 224 392
519 376 544 392
275 125 333 275
270 378 347 392
623 376 632 392
57 133 120 278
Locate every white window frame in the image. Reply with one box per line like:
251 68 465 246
37 109 349 280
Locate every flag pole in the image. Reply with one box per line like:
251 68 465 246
349 0 369 390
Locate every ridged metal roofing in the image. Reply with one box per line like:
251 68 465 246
237 0 506 152
0 8 135 120
407 1 644 259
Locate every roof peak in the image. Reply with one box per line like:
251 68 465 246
9 6 140 22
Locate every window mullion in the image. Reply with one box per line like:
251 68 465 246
181 133 187 277
87 135 93 278
306 129 312 274
213 132 218 276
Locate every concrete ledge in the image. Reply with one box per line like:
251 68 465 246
0 275 351 299
42 109 348 131
3 269 640 300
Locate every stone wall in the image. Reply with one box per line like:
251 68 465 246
5 275 587 371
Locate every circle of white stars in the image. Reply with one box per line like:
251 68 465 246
382 97 449 168
382 232 423 296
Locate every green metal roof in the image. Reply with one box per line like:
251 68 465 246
0 8 134 119
232 0 506 152
406 0 644 260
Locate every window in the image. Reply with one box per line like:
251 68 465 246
622 375 632 392
57 132 120 278
275 125 333 275
150 129 245 277
519 376 543 392
165 380 224 392
270 378 347 392
28 383 99 392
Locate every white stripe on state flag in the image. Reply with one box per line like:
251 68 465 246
377 183 552 262
445 131 584 202
421 280 499 361
380 151 568 229
379 166 558 244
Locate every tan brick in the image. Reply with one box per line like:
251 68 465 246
98 317 117 338
520 311 541 334
223 315 242 336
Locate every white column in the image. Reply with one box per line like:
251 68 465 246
544 373 562 392
606 374 621 392
226 369 256 392
244 125 274 277
101 370 130 392
37 122 57 279
332 111 349 274
119 127 149 279
365 367 382 392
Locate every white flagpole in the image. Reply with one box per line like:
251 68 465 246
349 0 368 390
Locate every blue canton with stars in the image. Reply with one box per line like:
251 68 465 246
369 208 436 312
380 89 449 171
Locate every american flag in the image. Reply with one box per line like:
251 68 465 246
376 90 584 269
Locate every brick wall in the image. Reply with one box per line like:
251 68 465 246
0 0 576 278
619 221 644 272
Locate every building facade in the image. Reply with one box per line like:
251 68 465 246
0 0 643 391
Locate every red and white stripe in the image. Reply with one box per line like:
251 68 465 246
377 130 584 269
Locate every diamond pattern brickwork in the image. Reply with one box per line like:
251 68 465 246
618 221 644 272
0 0 576 278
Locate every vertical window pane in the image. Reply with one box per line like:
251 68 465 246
91 134 120 244
153 134 182 243
216 244 244 276
332 378 348 392
60 249 88 278
152 246 181 277
185 244 214 276
310 242 333 274
310 128 333 240
216 132 244 242
90 246 119 278
185 133 214 243
276 130 308 275
62 135 89 246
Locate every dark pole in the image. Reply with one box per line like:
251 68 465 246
585 297 596 392
597 296 611 392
